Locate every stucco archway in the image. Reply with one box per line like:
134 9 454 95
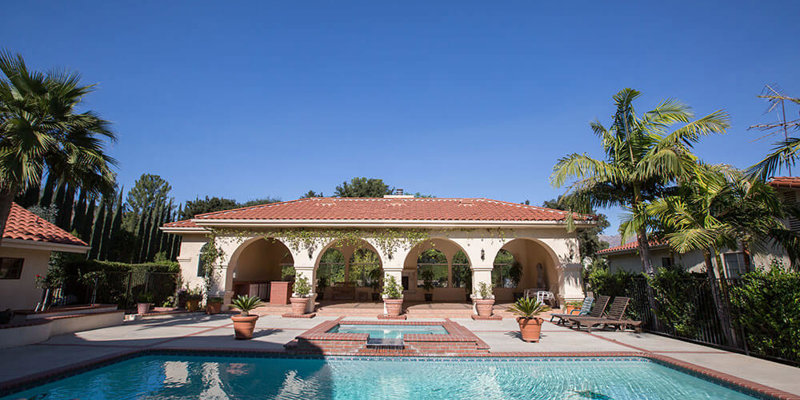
491 238 561 303
226 237 294 301
403 238 472 302
314 239 383 302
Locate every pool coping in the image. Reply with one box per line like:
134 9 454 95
0 347 797 399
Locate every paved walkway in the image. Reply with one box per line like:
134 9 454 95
1 313 798 396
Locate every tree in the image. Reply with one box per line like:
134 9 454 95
124 174 172 230
0 51 116 242
748 86 800 180
301 190 324 198
542 197 610 259
181 196 238 219
334 177 392 197
551 88 730 276
647 164 800 346
238 197 281 207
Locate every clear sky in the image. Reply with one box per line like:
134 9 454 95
2 1 799 233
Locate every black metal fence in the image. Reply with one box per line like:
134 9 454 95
622 276 798 366
70 270 180 309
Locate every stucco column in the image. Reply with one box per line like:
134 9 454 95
340 245 355 284
560 263 585 303
294 264 317 313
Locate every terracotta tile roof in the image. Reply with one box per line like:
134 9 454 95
597 239 666 255
4 203 88 247
768 176 800 189
162 219 201 229
184 197 593 223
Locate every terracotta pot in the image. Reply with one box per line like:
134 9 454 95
185 299 200 312
565 305 577 314
137 303 151 315
383 298 403 316
206 301 222 315
290 297 310 315
231 315 259 339
474 299 495 317
517 317 544 342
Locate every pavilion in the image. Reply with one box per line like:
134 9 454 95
161 194 594 312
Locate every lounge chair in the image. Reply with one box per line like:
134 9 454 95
549 297 595 325
559 295 609 327
568 296 639 332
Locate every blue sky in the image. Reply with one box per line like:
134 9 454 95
2 1 799 233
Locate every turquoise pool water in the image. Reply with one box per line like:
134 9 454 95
327 323 449 338
0 355 767 400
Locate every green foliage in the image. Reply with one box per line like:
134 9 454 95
646 267 701 337
182 196 238 219
125 174 172 228
475 282 493 299
293 274 311 297
231 295 263 316
585 268 635 297
301 190 324 198
238 197 281 207
730 267 800 362
382 275 403 299
419 267 435 292
542 197 610 259
334 177 392 197
137 292 154 303
509 296 546 319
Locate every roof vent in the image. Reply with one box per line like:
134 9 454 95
384 188 414 199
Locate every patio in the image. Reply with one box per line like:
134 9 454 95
1 313 798 398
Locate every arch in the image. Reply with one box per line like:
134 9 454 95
402 238 472 302
490 238 561 303
226 237 294 301
314 238 383 301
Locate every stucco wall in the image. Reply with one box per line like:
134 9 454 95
607 247 705 274
175 234 210 293
0 246 52 311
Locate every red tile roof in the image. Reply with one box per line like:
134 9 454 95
163 197 593 227
768 176 800 189
162 219 201 229
597 239 666 255
4 203 88 247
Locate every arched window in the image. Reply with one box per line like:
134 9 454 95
417 249 448 288
451 250 471 288
492 249 521 288
318 248 345 286
349 248 381 288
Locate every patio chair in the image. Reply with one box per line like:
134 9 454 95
568 296 636 332
549 296 594 325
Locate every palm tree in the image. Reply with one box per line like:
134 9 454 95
647 164 799 346
0 50 116 240
551 88 730 275
748 86 800 180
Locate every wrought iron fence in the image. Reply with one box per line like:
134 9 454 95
621 276 798 366
71 270 180 309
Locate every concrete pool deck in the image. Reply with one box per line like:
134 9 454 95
0 313 798 398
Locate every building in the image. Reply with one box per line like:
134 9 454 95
0 203 89 311
161 196 595 309
599 177 800 277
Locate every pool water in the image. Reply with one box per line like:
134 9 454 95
1 355 767 400
327 324 449 339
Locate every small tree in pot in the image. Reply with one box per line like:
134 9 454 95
382 275 404 316
137 293 154 315
230 295 262 340
316 276 328 301
290 275 312 315
472 282 495 317
509 296 547 342
206 296 224 315
420 267 435 302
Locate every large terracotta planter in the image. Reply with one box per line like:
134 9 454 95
206 301 222 315
137 303 151 315
474 299 495 317
231 315 259 340
383 298 403 316
564 305 577 314
517 317 544 342
290 297 310 315
185 299 201 312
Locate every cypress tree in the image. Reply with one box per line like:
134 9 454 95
52 180 66 223
82 197 97 242
57 184 76 230
145 204 162 261
137 207 152 263
106 190 124 261
88 199 107 260
39 173 57 207
72 189 87 233
100 197 114 260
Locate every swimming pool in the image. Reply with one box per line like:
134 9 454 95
0 354 771 399
327 323 449 338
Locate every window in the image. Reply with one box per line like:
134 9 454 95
0 258 24 279
661 257 673 268
417 249 448 288
723 252 746 278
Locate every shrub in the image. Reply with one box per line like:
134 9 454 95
474 282 493 299
382 275 403 299
586 267 635 297
509 297 546 319
646 267 701 338
231 295 263 316
729 267 800 362
293 275 311 297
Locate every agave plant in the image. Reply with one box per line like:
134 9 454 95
230 295 262 316
509 296 546 319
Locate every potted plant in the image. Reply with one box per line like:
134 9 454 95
509 296 547 342
382 275 403 316
230 295 263 339
206 296 224 314
316 276 328 301
290 275 312 315
509 261 523 300
136 293 154 315
369 267 382 301
420 267 435 302
185 286 203 312
472 282 495 317
564 301 583 314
